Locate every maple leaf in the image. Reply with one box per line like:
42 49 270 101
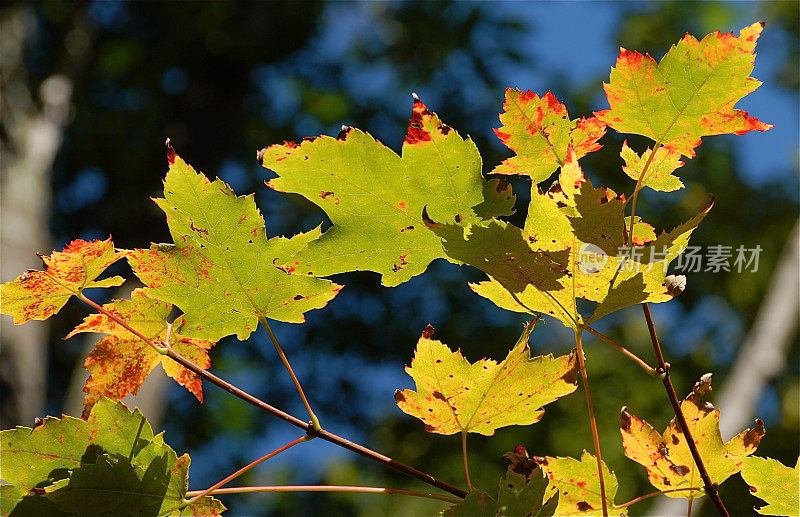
444 468 558 517
740 456 800 516
596 22 772 157
492 88 606 182
128 149 341 341
430 152 710 329
0 397 223 516
620 375 765 498
538 451 623 516
65 288 216 417
0 237 124 324
259 96 516 287
394 322 579 436
620 141 685 192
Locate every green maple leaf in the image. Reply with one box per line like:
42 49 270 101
128 149 341 341
596 22 772 157
0 237 124 324
394 321 579 436
620 375 765 498
259 96 516 287
740 456 800 516
0 397 223 516
430 152 709 329
65 288 216 417
620 141 685 192
539 451 623 516
444 469 558 517
492 88 606 182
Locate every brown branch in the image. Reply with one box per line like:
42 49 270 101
614 487 703 509
641 303 729 517
75 292 468 499
585 326 661 377
184 485 462 504
575 329 608 517
183 435 309 507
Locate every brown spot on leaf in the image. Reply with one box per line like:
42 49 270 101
422 324 435 339
319 191 334 199
670 465 690 476
337 125 352 140
400 225 415 232
576 502 593 511
394 390 406 403
671 434 680 445
256 148 266 165
421 206 440 229
293 295 304 301
432 391 446 401
166 145 176 165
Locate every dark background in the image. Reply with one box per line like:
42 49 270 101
1 2 797 516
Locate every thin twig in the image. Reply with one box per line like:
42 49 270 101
74 292 468 499
183 436 308 507
627 139 662 248
461 431 472 492
614 487 703 509
257 315 321 431
574 329 608 517
585 326 661 378
184 485 463 504
641 303 729 517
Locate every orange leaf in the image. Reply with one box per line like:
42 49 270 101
1 238 124 324
66 288 215 417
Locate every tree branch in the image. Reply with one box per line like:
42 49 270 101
75 291 468 499
641 303 729 517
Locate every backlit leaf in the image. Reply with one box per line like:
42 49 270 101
539 451 623 516
260 96 515 287
740 456 800 516
620 141 685 192
444 470 558 517
432 152 710 329
620 375 765 498
0 238 124 324
394 322 579 435
0 397 224 516
596 23 772 157
128 149 341 341
66 288 216 417
492 88 606 182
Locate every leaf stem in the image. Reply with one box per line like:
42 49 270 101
182 436 309 508
461 431 473 492
627 139 662 249
614 487 703 509
585 326 662 378
641 303 729 517
184 485 463 504
74 292 467 499
76 292 169 354
257 314 320 431
574 329 608 517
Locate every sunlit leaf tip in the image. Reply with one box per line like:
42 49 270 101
395 325 579 436
65 288 216 418
491 88 606 183
0 237 125 324
596 22 772 157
